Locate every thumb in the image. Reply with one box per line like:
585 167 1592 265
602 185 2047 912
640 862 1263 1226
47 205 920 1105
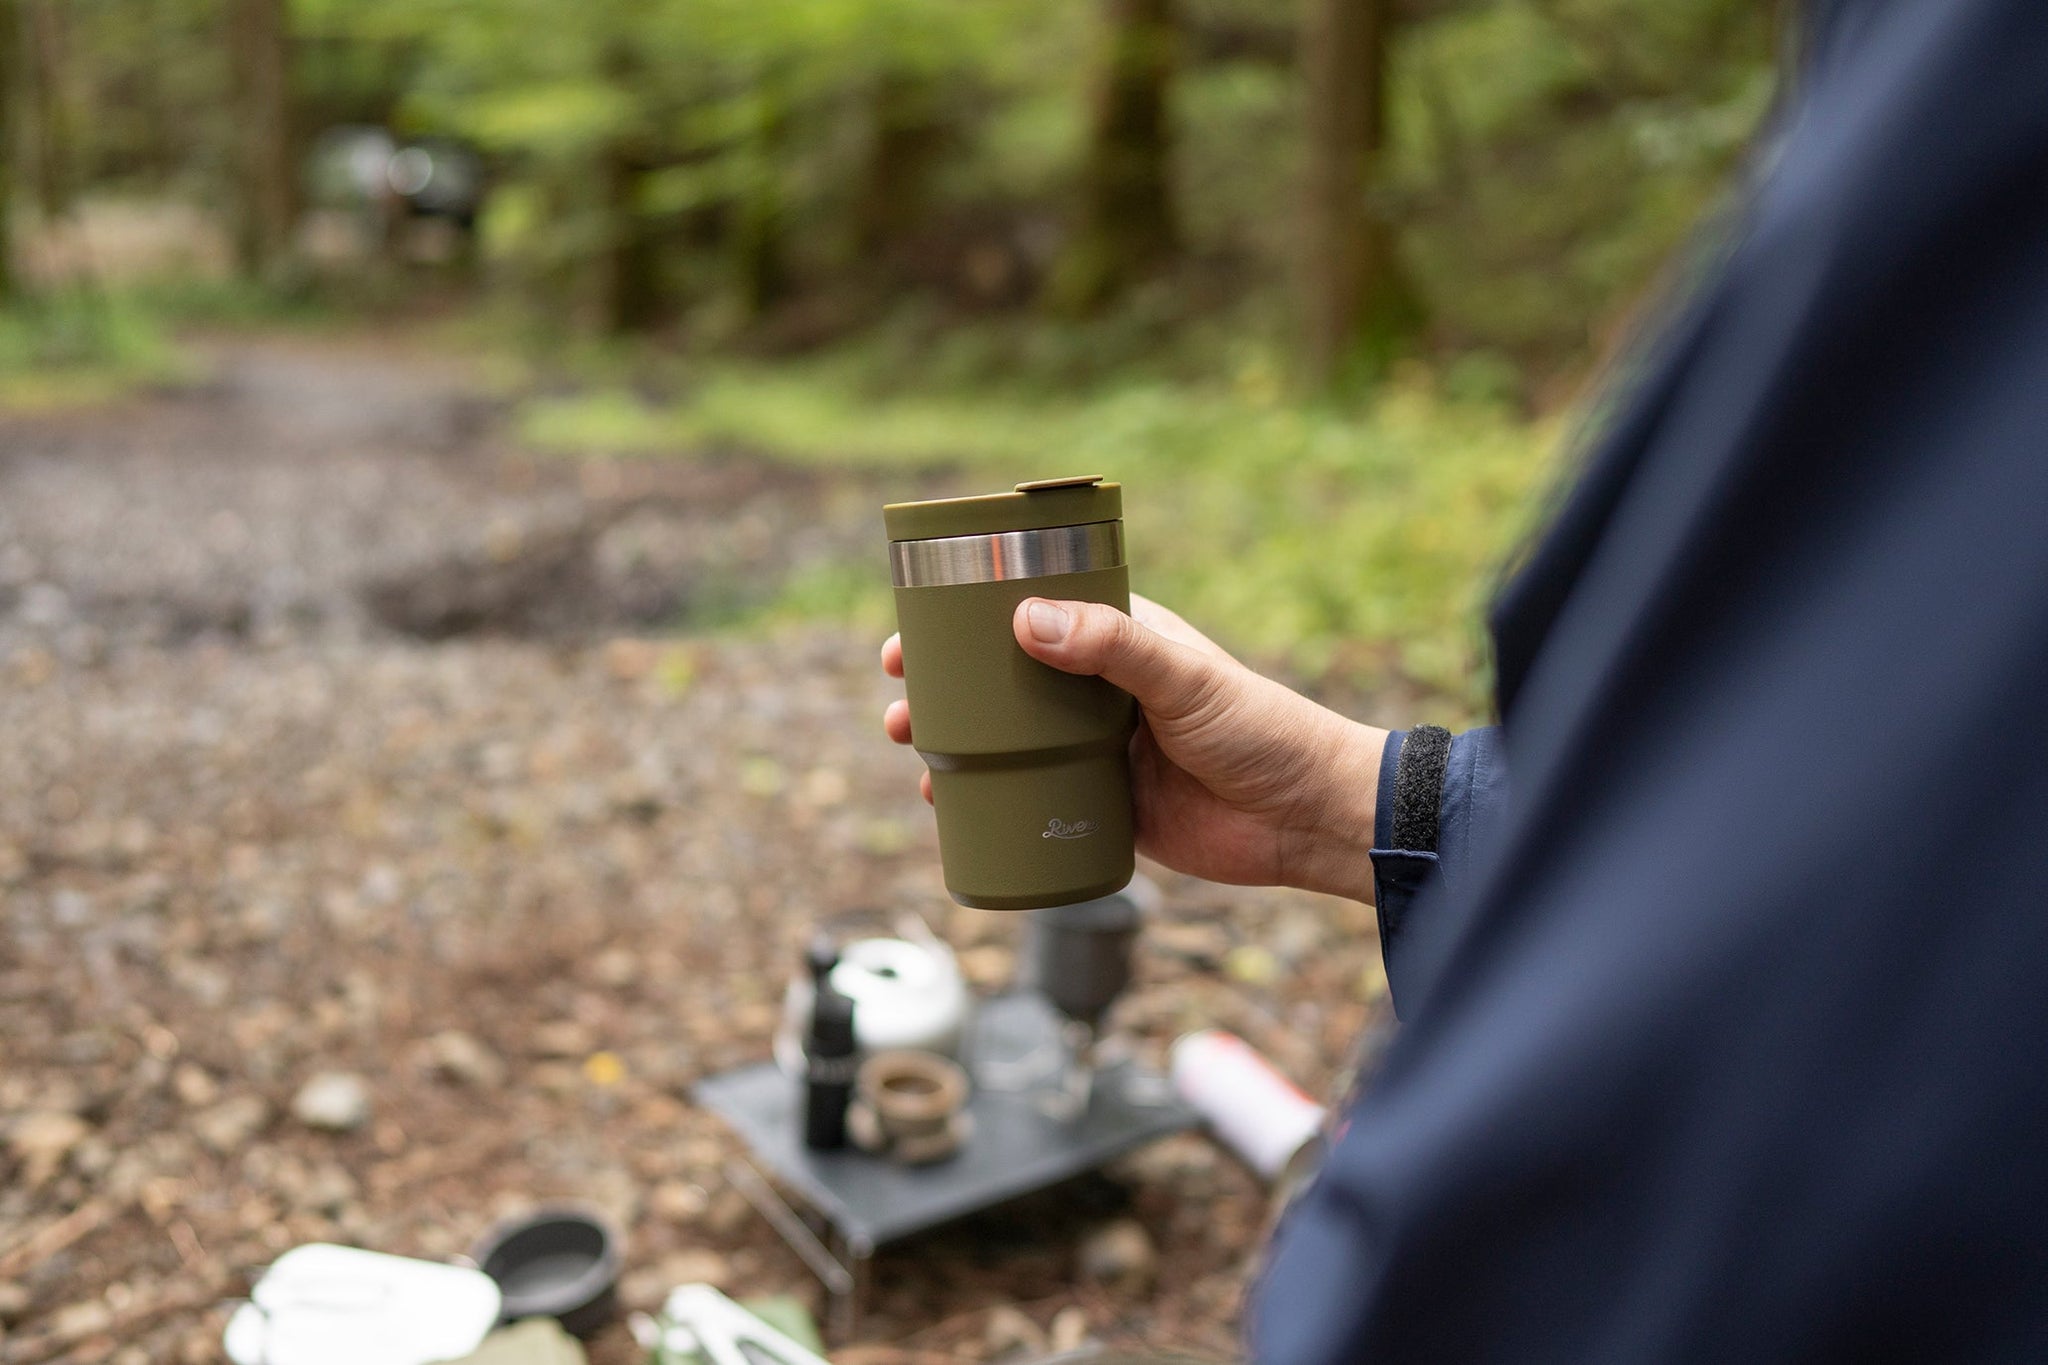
1014 598 1222 722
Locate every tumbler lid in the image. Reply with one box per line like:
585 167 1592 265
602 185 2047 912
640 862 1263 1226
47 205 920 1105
885 477 1120 542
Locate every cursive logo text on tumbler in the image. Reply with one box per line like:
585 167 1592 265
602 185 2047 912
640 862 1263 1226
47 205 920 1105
1042 818 1100 840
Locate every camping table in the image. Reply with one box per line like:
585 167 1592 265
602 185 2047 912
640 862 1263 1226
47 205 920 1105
694 991 1199 1338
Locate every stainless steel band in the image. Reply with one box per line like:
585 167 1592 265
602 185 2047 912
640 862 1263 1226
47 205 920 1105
889 520 1125 588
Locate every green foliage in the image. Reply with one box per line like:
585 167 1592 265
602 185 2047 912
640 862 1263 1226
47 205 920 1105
21 1 234 199
0 291 189 409
1386 0 1775 362
522 349 1562 718
30 0 1773 377
290 0 1058 323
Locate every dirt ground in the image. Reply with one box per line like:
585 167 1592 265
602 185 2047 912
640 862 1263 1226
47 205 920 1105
0 335 1393 1364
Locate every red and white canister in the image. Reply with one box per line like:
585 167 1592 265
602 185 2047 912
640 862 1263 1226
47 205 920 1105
1169 1029 1327 1181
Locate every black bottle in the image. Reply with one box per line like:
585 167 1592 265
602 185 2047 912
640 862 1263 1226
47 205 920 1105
803 936 858 1150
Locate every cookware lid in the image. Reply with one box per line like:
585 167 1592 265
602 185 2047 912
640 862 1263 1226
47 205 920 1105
884 477 1120 542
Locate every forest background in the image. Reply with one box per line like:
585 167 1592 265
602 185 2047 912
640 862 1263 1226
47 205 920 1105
0 0 1780 713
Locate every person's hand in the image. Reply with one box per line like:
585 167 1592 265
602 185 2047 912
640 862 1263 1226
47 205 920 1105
880 595 1386 903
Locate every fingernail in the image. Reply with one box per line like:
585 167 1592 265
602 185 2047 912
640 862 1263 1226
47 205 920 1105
1026 600 1070 643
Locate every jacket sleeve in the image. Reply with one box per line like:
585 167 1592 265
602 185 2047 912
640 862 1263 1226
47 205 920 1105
1370 725 1508 1014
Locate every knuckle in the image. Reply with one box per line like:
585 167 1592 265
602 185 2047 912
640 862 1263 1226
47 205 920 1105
1158 656 1227 725
1098 605 1141 657
1089 601 1138 654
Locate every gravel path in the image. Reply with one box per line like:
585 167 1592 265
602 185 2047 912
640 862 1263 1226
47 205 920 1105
0 337 1389 1364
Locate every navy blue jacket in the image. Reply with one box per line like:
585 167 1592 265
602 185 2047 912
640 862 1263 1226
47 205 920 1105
1254 1 2048 1359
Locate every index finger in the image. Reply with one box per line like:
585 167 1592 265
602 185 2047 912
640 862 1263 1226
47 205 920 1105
881 633 905 679
1130 594 1236 665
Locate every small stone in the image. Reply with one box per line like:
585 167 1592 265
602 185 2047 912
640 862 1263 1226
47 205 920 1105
418 1030 506 1088
49 1298 115 1340
73 1135 114 1176
1049 1305 1090 1354
360 864 403 906
113 817 156 861
291 1072 373 1132
606 771 664 821
529 1019 595 1059
296 1162 359 1214
589 947 640 988
172 1064 219 1108
1078 1217 1157 1293
0 1282 33 1324
648 1180 710 1223
984 1305 1048 1358
192 1095 272 1154
1117 1134 1221 1195
9 1110 91 1186
528 1062 582 1097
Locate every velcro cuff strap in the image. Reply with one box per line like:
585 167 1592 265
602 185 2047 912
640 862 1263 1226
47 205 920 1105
1391 724 1452 854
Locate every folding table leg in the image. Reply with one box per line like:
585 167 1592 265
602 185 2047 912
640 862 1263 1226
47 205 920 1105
724 1159 856 1304
828 1229 874 1343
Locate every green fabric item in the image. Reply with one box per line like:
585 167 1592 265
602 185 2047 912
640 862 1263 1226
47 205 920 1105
438 1318 587 1365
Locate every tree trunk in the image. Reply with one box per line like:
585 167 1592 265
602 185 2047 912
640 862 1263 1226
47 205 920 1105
856 72 944 259
1300 0 1418 387
733 89 790 321
225 0 297 278
594 145 661 333
1052 0 1178 315
0 0 18 301
24 0 72 224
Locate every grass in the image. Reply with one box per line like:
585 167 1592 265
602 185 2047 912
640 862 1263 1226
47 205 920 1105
120 273 345 330
0 290 194 411
521 350 1568 718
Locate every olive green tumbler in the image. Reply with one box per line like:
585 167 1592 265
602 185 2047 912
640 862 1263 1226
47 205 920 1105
885 476 1137 910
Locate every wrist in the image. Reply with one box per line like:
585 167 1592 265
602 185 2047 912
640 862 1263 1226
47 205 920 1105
1282 715 1388 903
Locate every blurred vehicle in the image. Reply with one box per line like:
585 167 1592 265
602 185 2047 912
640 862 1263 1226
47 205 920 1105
305 126 486 265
